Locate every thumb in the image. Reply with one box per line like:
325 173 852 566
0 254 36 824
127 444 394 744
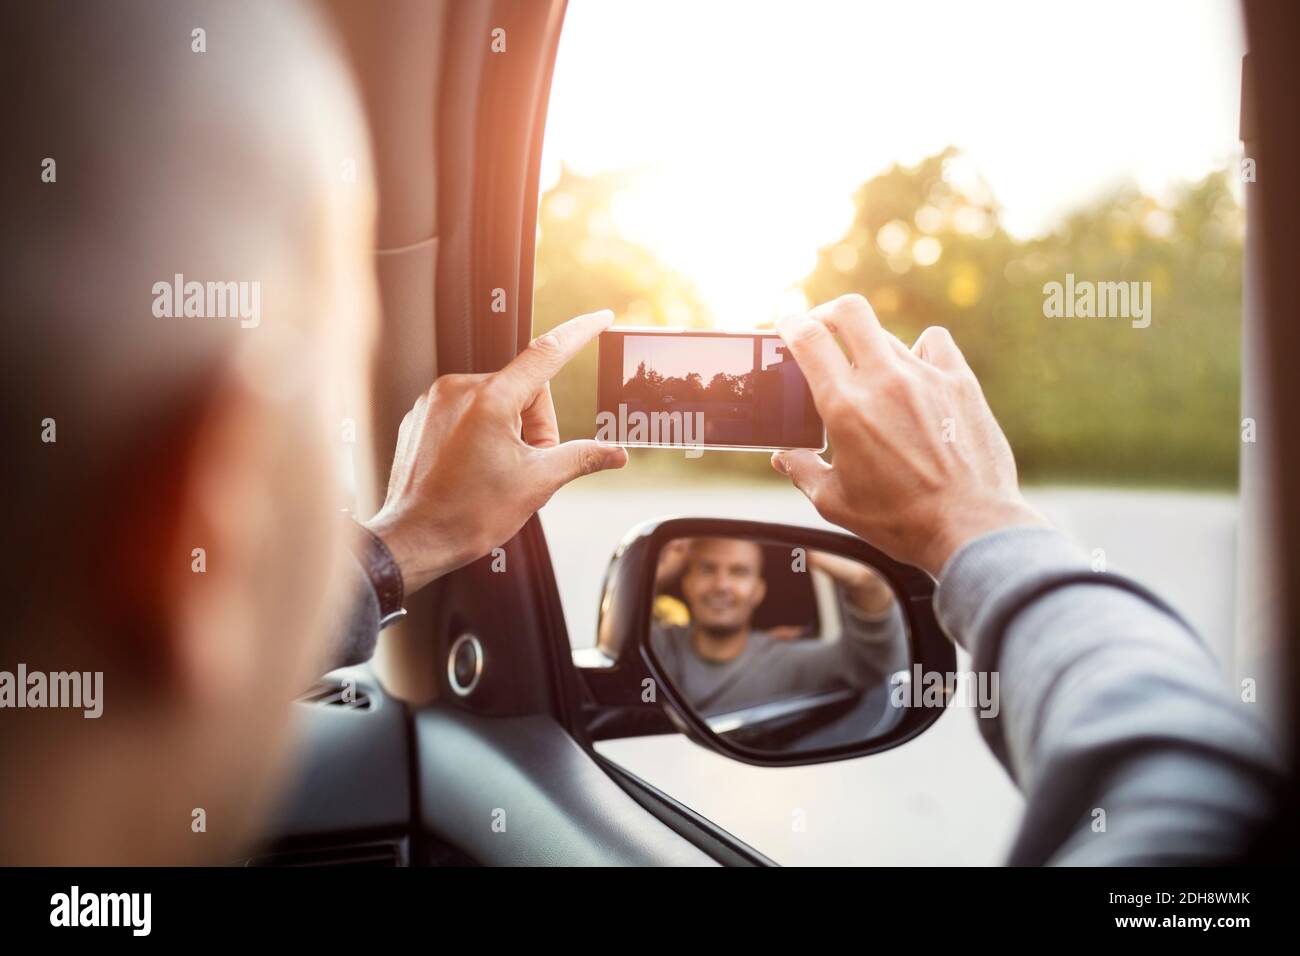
540 440 628 491
771 449 833 503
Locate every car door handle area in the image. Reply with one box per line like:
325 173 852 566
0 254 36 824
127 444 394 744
415 705 720 866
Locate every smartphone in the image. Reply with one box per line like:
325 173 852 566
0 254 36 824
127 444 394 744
596 327 827 452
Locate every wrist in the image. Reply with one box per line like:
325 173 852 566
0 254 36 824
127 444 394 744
347 519 407 629
922 498 1049 579
361 512 462 595
845 583 894 615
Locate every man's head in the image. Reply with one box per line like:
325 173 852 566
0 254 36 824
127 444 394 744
680 538 768 640
1 0 377 863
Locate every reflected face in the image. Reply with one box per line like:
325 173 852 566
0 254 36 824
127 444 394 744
680 538 767 635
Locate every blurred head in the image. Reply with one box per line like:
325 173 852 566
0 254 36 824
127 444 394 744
0 0 377 863
681 538 767 639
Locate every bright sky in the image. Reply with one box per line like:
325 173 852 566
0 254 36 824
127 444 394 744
540 0 1246 330
623 334 753 381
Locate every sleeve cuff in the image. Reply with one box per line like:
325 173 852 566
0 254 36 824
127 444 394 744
934 526 1091 656
933 524 1199 676
330 554 382 669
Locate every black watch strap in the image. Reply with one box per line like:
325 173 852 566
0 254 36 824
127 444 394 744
349 520 407 629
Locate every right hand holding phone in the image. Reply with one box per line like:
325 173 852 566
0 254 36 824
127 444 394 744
771 294 1048 578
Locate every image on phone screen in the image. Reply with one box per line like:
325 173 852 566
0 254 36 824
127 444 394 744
596 328 827 452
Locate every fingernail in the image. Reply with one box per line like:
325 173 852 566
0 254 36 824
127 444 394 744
771 453 787 475
598 442 627 466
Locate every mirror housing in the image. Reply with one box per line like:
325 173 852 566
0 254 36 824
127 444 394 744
575 517 957 767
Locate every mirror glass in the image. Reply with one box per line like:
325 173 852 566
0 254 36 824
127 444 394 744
646 536 913 755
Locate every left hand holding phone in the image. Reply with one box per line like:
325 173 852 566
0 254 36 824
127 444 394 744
362 309 629 594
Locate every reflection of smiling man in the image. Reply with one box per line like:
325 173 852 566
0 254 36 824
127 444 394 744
649 538 908 715
679 539 768 662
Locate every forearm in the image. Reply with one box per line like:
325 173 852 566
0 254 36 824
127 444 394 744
935 527 1282 865
837 590 910 682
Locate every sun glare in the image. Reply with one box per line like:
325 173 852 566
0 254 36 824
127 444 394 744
540 0 1245 330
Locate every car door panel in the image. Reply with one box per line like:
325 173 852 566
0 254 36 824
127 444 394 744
416 706 718 866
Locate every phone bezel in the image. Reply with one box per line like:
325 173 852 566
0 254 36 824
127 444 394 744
596 326 829 454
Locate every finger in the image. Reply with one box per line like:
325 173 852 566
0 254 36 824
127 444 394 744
885 331 914 362
520 382 560 448
538 439 628 492
775 312 851 409
807 549 857 579
771 448 834 505
395 405 416 454
804 550 833 577
497 309 614 408
808 294 896 369
911 325 969 374
393 392 429 461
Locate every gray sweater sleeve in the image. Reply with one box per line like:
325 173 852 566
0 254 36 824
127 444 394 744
327 554 382 670
934 526 1282 865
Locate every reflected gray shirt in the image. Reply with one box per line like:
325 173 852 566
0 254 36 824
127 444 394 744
935 526 1281 865
649 597 908 715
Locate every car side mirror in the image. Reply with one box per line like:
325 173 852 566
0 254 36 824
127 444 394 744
574 517 957 767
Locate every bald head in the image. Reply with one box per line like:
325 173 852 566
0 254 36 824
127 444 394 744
3 0 376 623
0 0 379 863
5 0 373 408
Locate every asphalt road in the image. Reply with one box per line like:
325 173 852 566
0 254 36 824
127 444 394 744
539 479 1237 865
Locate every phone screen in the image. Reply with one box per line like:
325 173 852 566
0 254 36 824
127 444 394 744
596 328 826 451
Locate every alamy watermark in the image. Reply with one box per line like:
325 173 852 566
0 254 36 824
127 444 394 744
1042 273 1151 329
890 664 1000 719
595 403 704 459
50 886 150 936
151 272 260 329
0 664 103 718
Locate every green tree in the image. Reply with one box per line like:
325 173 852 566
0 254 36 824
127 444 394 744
537 152 1242 487
804 150 1241 486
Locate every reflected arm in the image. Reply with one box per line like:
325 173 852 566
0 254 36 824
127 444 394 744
834 587 911 687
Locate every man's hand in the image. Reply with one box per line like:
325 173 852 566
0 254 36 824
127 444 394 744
808 550 895 616
363 309 628 593
772 294 1047 577
654 538 692 592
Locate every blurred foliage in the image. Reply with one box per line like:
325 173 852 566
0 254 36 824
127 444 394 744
536 152 1242 487
534 166 712 459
